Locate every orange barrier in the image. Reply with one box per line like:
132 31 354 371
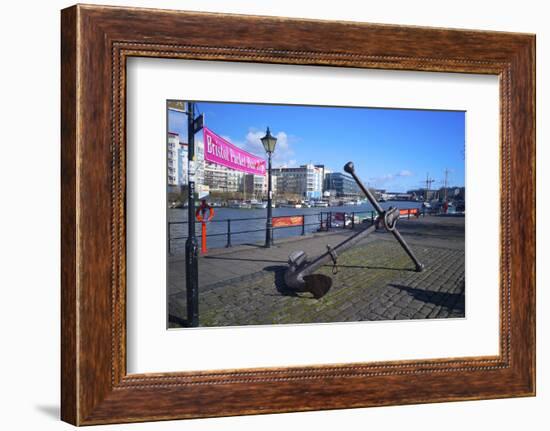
273 215 304 228
399 208 420 218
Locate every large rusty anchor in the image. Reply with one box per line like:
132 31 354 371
284 161 424 299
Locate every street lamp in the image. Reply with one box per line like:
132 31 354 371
261 127 277 247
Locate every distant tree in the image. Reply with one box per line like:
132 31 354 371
277 192 303 202
168 186 188 204
167 100 185 110
208 191 246 202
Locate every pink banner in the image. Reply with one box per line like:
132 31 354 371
203 127 266 175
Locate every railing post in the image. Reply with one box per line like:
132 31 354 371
301 215 305 235
226 219 232 248
328 211 332 229
371 210 375 225
408 209 411 220
351 212 355 229
343 212 346 229
168 222 171 254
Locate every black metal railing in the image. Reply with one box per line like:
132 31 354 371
167 210 384 254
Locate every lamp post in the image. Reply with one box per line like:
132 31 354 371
261 127 277 247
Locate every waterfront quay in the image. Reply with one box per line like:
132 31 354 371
168 214 465 328
168 200 425 252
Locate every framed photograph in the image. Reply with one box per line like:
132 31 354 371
61 4 535 425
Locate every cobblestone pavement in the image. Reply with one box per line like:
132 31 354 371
168 216 465 327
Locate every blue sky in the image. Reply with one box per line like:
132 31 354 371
170 101 465 192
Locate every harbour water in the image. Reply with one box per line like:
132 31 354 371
168 200 423 252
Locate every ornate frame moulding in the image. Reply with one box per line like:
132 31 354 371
61 4 535 425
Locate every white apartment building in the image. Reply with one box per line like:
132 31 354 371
203 163 244 193
242 173 278 199
167 132 181 187
273 164 324 199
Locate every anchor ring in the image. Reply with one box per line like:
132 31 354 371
383 209 399 232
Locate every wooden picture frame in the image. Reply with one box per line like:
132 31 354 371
61 4 535 425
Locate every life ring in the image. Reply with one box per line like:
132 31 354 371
196 205 214 222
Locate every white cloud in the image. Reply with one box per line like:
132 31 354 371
369 169 414 187
243 130 266 154
243 128 295 166
279 159 298 168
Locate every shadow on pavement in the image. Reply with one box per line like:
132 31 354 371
240 243 268 248
388 284 465 311
333 263 416 272
204 256 287 264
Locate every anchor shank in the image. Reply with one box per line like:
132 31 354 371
344 163 385 215
389 227 424 271
300 224 378 278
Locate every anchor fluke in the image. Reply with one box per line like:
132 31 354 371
284 250 333 299
302 274 333 299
